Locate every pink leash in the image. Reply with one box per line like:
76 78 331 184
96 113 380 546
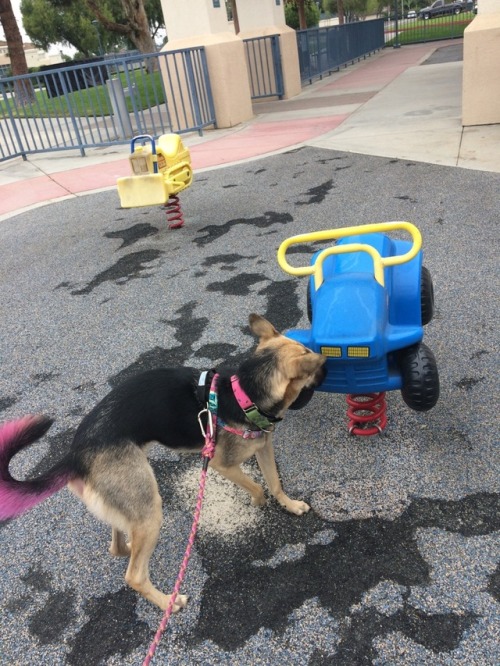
142 374 219 665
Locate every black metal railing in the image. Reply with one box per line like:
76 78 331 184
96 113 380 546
243 34 284 100
297 19 385 84
384 6 475 47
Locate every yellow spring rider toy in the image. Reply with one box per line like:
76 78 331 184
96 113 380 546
117 134 193 229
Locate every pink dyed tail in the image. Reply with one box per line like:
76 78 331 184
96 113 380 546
0 415 70 520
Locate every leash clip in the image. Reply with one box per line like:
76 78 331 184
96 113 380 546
197 407 213 438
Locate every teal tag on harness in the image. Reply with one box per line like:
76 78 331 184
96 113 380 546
208 383 218 415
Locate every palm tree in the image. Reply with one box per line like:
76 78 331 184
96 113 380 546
297 0 307 28
0 0 34 104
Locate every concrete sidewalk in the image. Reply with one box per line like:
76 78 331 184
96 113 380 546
1 40 499 220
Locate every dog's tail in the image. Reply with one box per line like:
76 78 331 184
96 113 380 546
0 415 72 520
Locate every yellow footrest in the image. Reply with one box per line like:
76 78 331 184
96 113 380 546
117 173 169 208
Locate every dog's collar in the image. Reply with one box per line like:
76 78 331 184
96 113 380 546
230 375 281 431
197 371 280 438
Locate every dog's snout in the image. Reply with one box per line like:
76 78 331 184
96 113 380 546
316 360 327 385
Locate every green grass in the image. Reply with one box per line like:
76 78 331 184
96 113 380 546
385 12 474 45
1 69 165 119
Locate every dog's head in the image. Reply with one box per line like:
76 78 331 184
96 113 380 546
241 314 326 417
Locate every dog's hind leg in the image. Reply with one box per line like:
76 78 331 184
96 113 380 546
125 503 188 612
75 446 188 611
255 436 310 515
109 528 130 557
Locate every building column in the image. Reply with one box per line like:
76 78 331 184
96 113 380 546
463 1 500 126
160 0 253 129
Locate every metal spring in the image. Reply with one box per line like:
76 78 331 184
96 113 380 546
165 194 184 229
346 392 387 436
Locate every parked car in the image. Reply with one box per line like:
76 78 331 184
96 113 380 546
419 0 463 19
407 9 418 18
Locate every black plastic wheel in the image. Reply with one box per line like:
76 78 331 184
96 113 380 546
420 266 435 326
307 281 313 323
398 343 439 411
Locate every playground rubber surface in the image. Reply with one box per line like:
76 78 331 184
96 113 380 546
0 146 499 665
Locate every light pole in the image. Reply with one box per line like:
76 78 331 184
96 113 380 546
91 20 104 57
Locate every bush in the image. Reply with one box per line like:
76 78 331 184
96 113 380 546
285 1 321 29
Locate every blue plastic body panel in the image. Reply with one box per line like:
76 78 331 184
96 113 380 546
285 232 424 394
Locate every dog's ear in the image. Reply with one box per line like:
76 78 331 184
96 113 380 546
249 314 279 341
293 353 326 379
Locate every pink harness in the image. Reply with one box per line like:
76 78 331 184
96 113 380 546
230 374 254 411
217 375 275 438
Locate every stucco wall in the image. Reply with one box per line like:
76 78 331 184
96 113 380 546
462 13 500 125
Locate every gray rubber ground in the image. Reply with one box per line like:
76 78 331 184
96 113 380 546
0 147 499 665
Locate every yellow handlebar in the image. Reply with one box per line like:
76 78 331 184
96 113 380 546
277 221 422 289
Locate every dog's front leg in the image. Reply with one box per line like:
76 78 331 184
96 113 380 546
210 458 266 507
255 436 310 516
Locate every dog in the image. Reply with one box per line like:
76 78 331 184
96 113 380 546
0 314 326 612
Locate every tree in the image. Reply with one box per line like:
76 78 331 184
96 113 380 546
323 0 370 23
21 0 163 57
85 0 157 54
285 1 320 29
0 0 34 104
338 0 345 24
0 0 28 75
21 0 113 57
297 0 307 28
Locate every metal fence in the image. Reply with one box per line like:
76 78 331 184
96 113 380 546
0 47 215 162
384 5 475 46
297 19 385 84
243 34 284 99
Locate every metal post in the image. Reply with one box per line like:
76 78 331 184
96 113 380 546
106 77 133 139
393 0 401 48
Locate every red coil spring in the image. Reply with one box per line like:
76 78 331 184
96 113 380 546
165 194 184 229
346 392 387 436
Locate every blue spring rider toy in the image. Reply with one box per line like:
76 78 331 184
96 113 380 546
277 222 439 435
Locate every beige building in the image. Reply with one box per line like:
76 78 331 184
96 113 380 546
160 0 300 130
0 40 63 72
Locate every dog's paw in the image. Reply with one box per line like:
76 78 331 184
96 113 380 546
251 493 267 507
284 499 310 516
109 542 131 557
171 594 189 612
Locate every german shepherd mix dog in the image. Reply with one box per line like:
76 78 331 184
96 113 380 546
0 315 326 612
